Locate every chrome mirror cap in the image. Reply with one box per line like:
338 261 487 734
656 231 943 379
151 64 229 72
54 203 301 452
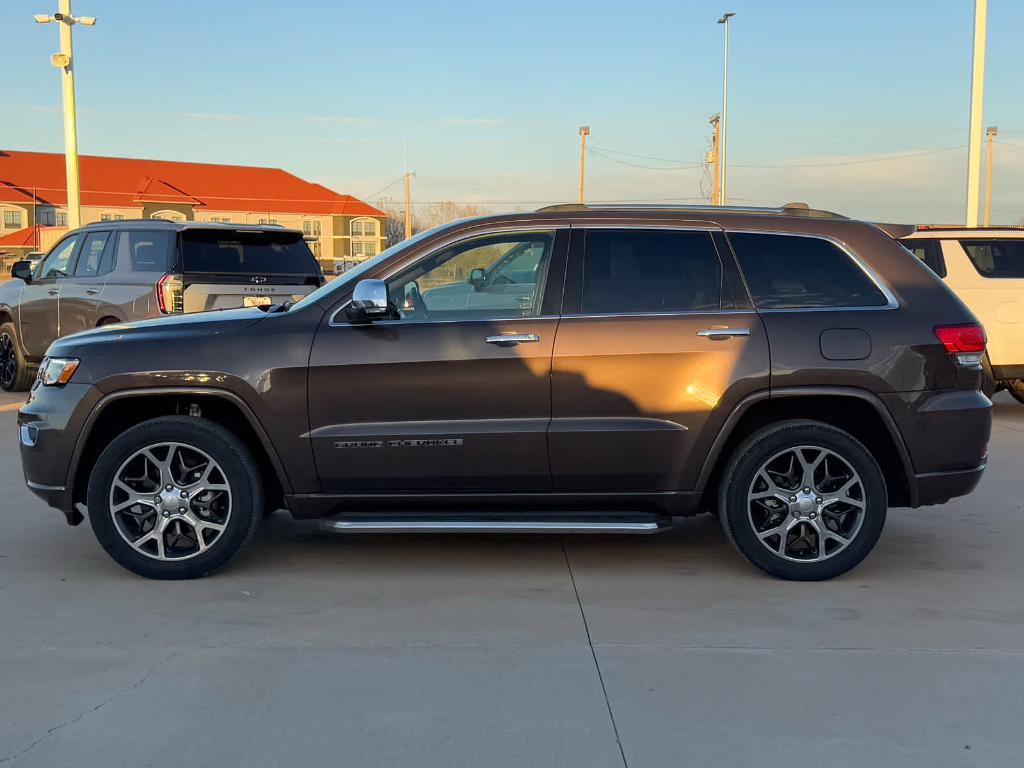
347 279 391 322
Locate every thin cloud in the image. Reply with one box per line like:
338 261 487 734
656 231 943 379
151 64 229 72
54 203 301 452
443 118 506 126
305 116 376 125
180 112 247 122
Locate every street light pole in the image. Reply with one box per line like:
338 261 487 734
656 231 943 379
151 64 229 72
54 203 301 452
984 125 997 226
578 126 590 205
34 0 95 231
717 12 735 206
965 0 987 227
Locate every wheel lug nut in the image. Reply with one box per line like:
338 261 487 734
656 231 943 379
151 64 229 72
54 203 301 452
803 487 810 493
815 497 822 504
792 510 800 518
809 511 817 519
789 496 797 502
178 507 186 514
153 496 161 504
165 484 173 491
180 491 188 499
161 510 170 518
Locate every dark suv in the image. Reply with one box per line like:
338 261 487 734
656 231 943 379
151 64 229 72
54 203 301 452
18 204 991 580
0 220 323 390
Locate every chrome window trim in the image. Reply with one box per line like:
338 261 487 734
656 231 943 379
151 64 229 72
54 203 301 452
328 224 567 327
723 228 900 312
330 311 560 328
561 309 756 320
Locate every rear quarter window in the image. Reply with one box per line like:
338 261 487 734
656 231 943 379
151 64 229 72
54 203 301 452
114 230 173 273
180 230 320 276
959 239 1024 278
728 232 889 309
900 239 947 278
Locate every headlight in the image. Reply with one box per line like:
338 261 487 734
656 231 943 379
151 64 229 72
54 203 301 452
38 357 80 386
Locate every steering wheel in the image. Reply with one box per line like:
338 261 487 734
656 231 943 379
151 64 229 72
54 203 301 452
408 284 430 319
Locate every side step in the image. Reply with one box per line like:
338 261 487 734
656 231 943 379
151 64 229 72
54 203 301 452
319 513 672 535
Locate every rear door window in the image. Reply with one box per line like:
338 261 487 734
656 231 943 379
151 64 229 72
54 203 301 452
73 231 114 277
960 239 1024 278
728 232 889 309
180 230 320 276
901 239 947 278
580 229 722 314
114 230 172 273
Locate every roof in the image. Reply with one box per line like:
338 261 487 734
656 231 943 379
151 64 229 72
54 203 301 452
75 218 302 234
0 224 64 248
891 224 1024 239
536 202 847 220
0 150 386 218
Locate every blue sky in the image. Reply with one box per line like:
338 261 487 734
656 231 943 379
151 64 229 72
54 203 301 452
3 0 1024 222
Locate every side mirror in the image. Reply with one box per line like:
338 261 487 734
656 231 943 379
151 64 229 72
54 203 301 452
345 278 391 323
11 261 33 283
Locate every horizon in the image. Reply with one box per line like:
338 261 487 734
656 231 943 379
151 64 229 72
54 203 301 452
2 0 1023 224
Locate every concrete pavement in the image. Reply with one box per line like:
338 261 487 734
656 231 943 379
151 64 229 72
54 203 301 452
1 394 1022 767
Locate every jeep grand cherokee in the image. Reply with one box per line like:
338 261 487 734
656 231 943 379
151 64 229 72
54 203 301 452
18 204 992 580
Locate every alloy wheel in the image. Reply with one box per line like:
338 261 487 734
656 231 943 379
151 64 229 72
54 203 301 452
109 442 232 561
746 445 866 563
0 333 17 390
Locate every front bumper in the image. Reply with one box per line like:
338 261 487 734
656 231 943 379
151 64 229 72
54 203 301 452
18 381 102 523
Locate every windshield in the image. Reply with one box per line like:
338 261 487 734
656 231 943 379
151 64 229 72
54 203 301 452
291 223 458 308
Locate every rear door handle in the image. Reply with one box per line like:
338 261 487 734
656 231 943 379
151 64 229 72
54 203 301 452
86 289 99 296
696 327 751 340
47 289 59 296
484 333 541 346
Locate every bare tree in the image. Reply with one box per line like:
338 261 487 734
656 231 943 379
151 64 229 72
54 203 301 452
416 201 490 231
376 196 411 248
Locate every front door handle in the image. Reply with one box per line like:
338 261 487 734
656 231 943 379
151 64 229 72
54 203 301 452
86 289 99 296
484 333 541 346
696 327 751 340
47 289 59 296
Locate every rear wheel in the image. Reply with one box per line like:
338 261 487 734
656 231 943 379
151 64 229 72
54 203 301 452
87 416 263 579
1008 380 1024 405
0 322 35 391
718 420 887 581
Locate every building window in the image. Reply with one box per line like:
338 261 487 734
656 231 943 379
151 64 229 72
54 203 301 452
352 241 378 259
56 211 67 226
150 210 186 222
114 214 125 220
258 218 278 225
351 218 377 237
3 210 22 229
210 216 230 223
303 219 322 237
100 213 112 221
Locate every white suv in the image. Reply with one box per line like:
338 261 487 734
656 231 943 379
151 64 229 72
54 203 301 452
901 227 1024 404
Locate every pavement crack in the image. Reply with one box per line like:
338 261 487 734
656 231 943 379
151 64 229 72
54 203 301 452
0 650 179 765
561 538 629 768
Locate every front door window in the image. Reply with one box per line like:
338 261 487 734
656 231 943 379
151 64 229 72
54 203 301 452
37 234 82 280
386 231 554 321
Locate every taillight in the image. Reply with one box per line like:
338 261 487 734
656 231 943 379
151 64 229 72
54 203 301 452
157 273 183 314
934 324 987 366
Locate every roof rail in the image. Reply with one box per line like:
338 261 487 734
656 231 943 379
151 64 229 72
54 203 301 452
534 201 847 219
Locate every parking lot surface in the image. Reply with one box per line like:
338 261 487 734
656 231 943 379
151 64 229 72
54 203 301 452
1 389 1022 767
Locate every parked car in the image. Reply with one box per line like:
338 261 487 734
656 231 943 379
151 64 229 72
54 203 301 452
18 204 991 581
898 226 1024 404
0 220 324 391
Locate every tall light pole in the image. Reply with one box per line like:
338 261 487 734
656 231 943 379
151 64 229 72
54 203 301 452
717 12 735 206
35 1 95 231
708 114 721 205
965 0 988 227
984 125 997 226
578 126 590 204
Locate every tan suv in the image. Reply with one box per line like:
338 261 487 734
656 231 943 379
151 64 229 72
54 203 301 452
899 227 1024 403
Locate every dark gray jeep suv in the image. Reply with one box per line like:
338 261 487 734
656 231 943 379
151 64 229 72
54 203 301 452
18 204 992 580
0 220 323 390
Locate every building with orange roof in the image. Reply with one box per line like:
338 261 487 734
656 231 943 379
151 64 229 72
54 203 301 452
0 150 387 273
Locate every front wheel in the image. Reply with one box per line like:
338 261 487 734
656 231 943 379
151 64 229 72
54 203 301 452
87 416 263 579
0 322 35 391
718 420 887 581
1007 380 1024 405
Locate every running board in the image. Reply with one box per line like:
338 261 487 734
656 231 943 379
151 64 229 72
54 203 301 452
319 514 671 535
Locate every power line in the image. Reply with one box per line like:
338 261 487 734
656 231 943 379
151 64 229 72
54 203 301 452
362 174 407 202
588 147 701 172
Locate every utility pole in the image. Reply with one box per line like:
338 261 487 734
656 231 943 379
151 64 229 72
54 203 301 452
403 171 414 240
35 0 96 230
707 114 721 205
984 125 997 226
965 0 988 227
717 12 735 206
578 126 590 205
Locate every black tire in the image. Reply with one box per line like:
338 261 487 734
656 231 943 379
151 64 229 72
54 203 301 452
718 420 887 581
0 322 35 391
980 354 998 399
87 416 263 579
1007 380 1024 405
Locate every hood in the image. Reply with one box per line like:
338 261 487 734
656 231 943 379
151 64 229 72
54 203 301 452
47 307 267 356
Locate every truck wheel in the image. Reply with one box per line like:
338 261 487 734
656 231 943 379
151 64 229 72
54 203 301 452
718 420 887 581
87 416 263 579
0 323 35 391
1008 380 1024 405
